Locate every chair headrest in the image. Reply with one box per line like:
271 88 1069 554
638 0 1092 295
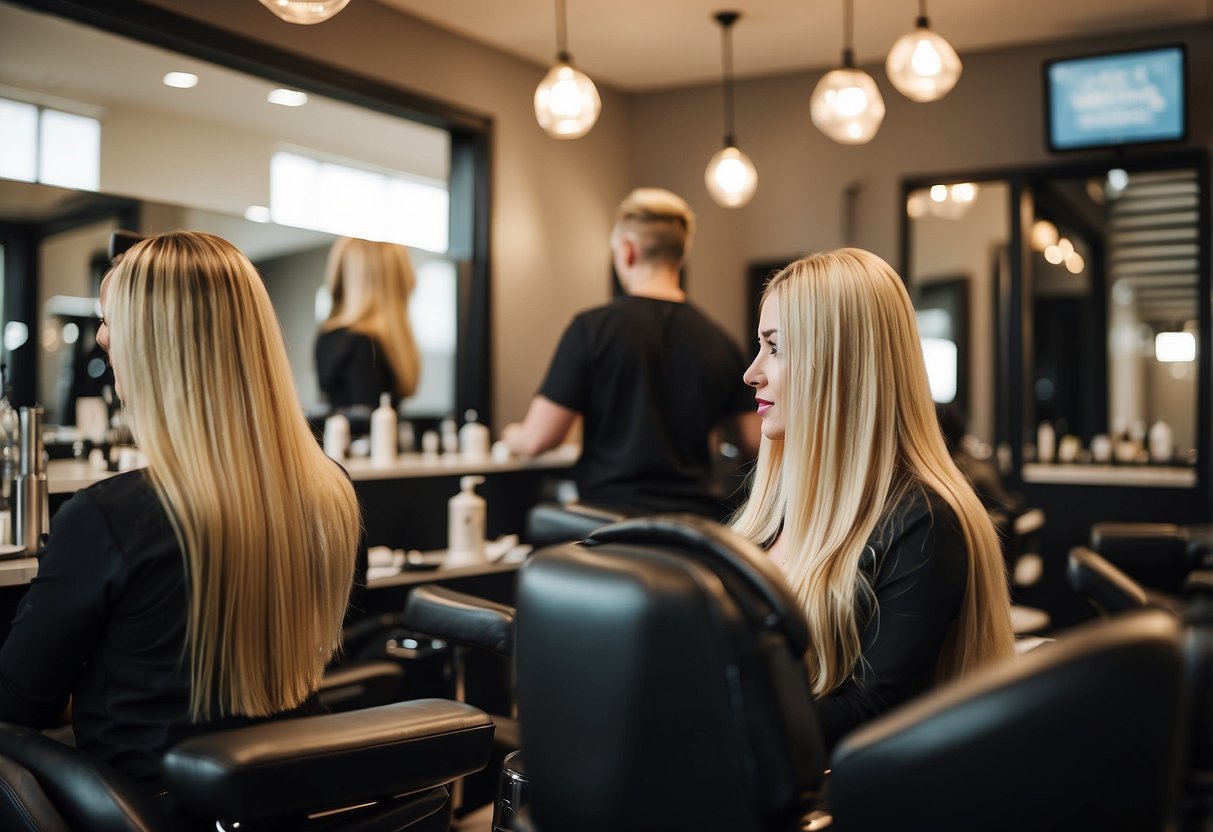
586 514 809 655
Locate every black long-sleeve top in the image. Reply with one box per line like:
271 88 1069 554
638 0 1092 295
315 327 396 410
814 487 969 751
0 471 325 790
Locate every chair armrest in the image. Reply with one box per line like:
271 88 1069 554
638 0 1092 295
163 699 494 824
1067 547 1148 614
403 585 515 658
0 722 169 832
525 502 631 548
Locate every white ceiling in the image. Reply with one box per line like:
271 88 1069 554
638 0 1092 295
375 0 1213 92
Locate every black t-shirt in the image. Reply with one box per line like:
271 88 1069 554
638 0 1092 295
315 327 396 409
540 296 753 518
815 486 970 751
0 471 327 790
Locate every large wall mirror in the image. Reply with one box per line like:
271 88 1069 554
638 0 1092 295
0 0 491 426
903 152 1210 498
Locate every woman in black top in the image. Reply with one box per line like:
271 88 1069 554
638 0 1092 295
0 231 361 791
316 237 421 409
732 248 1014 750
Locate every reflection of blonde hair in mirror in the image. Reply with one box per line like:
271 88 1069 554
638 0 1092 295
321 237 421 399
731 247 1013 696
614 187 697 266
106 231 361 721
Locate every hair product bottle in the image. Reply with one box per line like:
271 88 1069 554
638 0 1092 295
370 394 397 466
446 475 486 567
459 409 490 459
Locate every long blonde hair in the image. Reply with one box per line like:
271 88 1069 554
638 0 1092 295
320 237 421 399
731 248 1013 696
106 231 361 721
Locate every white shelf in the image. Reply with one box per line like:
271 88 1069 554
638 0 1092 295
1021 463 1197 488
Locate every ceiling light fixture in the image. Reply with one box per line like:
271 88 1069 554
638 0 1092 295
162 72 198 89
810 0 885 145
533 0 600 140
885 0 962 102
704 11 757 209
267 88 308 107
258 0 351 25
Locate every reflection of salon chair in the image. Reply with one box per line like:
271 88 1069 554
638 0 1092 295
1184 572 1213 832
523 502 634 549
828 609 1186 832
0 698 495 831
1091 522 1213 596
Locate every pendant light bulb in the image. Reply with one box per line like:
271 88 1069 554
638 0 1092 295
811 0 884 145
534 60 601 140
810 64 885 145
886 13 962 102
535 0 600 139
705 11 757 208
705 146 758 208
258 0 351 24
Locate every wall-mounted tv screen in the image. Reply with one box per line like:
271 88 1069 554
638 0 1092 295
1045 45 1186 152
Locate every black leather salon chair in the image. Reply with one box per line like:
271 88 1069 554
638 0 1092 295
1181 571 1213 832
515 515 827 832
0 698 494 831
1091 521 1213 595
828 608 1187 832
523 501 632 549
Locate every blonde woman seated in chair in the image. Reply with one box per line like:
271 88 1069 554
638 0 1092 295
0 232 362 796
732 248 1015 751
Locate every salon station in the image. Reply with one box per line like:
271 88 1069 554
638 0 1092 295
0 0 1210 829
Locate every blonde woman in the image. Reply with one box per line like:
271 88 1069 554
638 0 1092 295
316 236 421 409
0 232 362 792
732 247 1014 750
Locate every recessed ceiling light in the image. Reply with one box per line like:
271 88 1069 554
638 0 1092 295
163 72 198 89
267 88 308 107
244 205 272 223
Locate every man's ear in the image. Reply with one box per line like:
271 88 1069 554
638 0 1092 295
617 233 638 268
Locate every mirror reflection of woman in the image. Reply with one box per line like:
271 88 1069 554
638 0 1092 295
316 237 421 411
0 231 362 795
732 247 1015 751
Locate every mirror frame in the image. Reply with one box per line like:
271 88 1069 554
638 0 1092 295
5 0 494 425
901 149 1211 506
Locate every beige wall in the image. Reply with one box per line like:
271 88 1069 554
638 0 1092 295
115 4 1213 432
628 24 1213 351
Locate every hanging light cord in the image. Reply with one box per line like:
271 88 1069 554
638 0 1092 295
840 0 857 67
555 0 570 62
718 13 739 146
917 0 930 28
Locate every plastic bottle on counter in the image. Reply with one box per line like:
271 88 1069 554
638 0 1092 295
1148 421 1173 464
370 393 397 466
1036 421 1055 464
446 475 486 567
440 415 460 455
459 409 491 459
398 419 416 454
323 413 350 461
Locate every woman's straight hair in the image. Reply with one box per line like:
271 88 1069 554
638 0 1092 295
320 237 421 399
106 231 361 721
731 247 1014 696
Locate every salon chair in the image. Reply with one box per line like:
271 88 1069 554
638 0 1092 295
406 514 828 832
1091 521 1213 595
0 698 495 831
828 608 1187 831
1069 545 1186 615
523 501 633 549
1181 571 1213 832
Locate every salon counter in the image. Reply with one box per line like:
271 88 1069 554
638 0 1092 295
47 444 579 494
